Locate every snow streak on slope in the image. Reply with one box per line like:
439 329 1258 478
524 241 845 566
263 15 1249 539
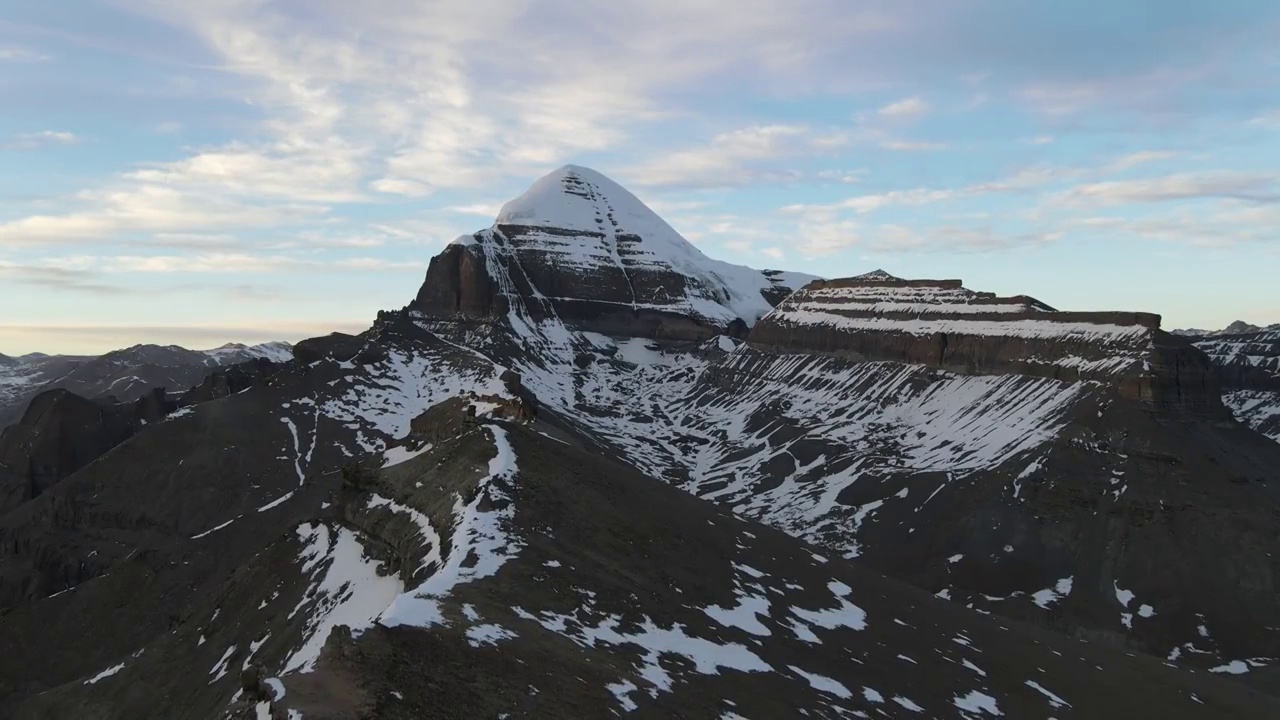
317 344 508 450
440 269 1091 562
555 347 1087 556
283 523 404 674
1222 390 1280 443
380 426 522 628
274 421 522 683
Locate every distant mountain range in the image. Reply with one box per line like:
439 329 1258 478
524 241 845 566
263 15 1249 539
1170 320 1280 337
0 341 292 429
2 166 1278 718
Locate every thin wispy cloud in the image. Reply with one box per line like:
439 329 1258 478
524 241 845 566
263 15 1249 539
878 97 930 119
1053 172 1280 207
0 44 51 62
879 140 948 152
3 130 81 150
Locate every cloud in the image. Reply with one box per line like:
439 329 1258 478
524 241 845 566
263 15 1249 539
0 45 50 62
879 140 948 152
816 170 867 184
646 199 712 213
760 247 785 259
0 321 371 355
3 131 81 150
4 0 1275 291
127 140 368 203
4 253 422 284
783 187 957 216
878 96 930 119
1053 172 1280 207
0 185 324 243
1248 110 1280 128
1104 150 1179 172
794 219 862 256
793 220 1062 257
77 253 419 274
0 262 135 295
1066 204 1280 247
445 203 504 217
623 124 846 189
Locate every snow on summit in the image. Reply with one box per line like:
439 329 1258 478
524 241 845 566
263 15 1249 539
487 164 817 326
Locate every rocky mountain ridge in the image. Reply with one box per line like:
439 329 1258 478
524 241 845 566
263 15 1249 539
0 341 293 429
1 166 1277 719
1172 321 1280 337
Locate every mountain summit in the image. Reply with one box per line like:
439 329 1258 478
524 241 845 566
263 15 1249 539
417 165 815 340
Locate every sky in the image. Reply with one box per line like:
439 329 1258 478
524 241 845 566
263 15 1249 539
2 0 1279 354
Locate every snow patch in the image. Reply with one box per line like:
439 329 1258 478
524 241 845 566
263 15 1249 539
787 666 852 699
953 690 1002 716
84 662 126 685
379 426 520 628
282 524 404 674
1031 576 1073 609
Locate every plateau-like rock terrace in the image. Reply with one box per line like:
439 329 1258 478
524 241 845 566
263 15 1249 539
749 272 1218 411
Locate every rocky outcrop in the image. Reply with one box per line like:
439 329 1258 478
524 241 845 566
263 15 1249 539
292 334 387 366
747 273 1221 412
413 166 815 341
0 389 159 514
177 358 280 406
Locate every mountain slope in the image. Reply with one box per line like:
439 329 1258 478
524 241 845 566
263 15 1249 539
408 251 1279 680
5 402 1273 718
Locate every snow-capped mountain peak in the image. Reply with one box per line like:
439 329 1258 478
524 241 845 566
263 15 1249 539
495 164 667 237
201 341 294 364
851 269 902 282
419 165 818 335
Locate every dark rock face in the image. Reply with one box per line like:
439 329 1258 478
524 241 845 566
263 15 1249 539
415 235 771 342
0 359 282 516
414 243 499 319
0 389 156 514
